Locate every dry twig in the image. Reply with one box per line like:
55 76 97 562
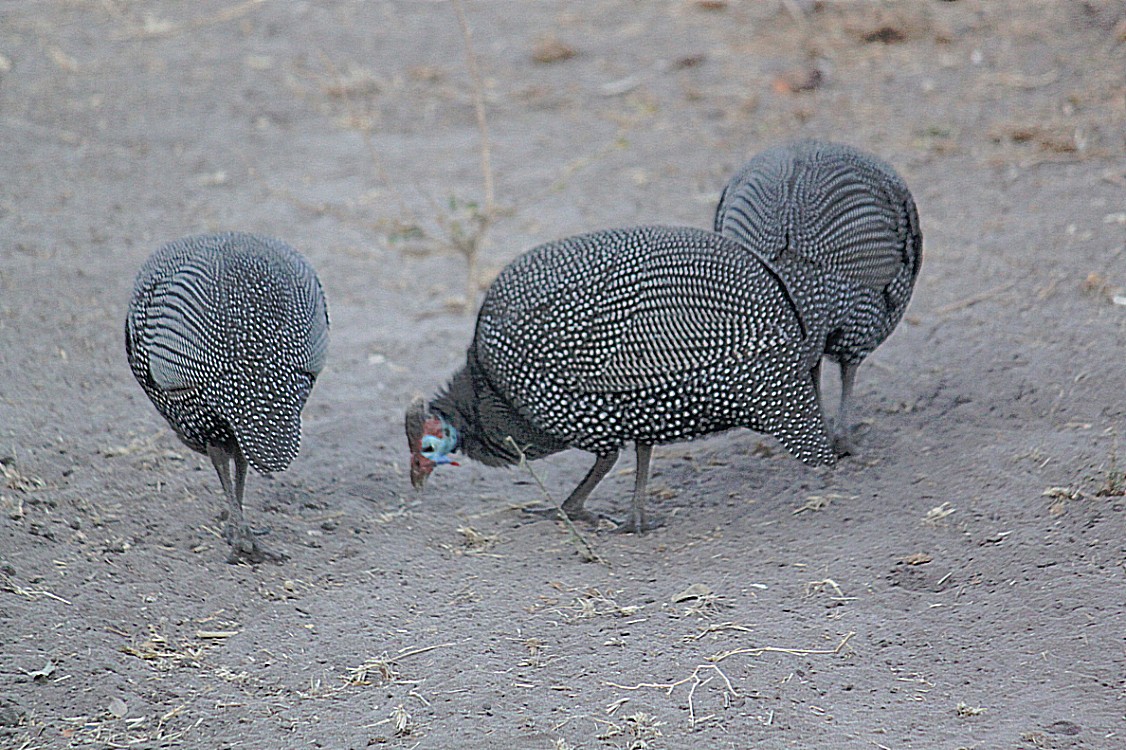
606 663 738 729
116 0 267 39
0 573 72 605
504 436 603 564
708 631 855 663
449 0 497 308
934 281 1017 316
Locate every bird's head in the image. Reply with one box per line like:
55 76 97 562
405 395 460 489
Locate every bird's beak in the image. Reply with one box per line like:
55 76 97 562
410 451 434 490
405 395 429 489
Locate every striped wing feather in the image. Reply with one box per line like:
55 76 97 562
716 141 914 291
141 258 226 392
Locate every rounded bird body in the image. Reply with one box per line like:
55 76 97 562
126 232 329 562
407 225 836 532
714 140 922 450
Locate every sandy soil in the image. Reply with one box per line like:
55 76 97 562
2 1 1124 748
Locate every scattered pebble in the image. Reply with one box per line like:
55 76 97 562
532 36 577 64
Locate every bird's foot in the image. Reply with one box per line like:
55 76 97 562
224 522 288 564
610 512 664 535
522 505 603 526
829 420 868 458
832 434 854 458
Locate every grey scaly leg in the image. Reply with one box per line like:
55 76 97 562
557 451 619 524
835 361 860 455
209 444 251 557
210 444 284 564
812 358 824 415
615 443 660 534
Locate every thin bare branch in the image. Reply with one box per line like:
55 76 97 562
452 0 496 216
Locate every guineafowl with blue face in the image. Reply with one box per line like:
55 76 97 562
714 140 923 452
126 232 329 563
406 225 840 533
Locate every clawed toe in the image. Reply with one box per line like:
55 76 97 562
522 504 604 526
831 421 868 457
225 523 287 564
226 539 288 565
522 504 563 519
610 514 664 535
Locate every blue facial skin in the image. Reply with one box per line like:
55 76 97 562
421 420 459 465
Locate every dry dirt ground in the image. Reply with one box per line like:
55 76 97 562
2 1 1125 748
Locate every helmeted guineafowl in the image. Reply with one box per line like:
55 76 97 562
405 225 838 533
125 232 329 563
714 139 923 453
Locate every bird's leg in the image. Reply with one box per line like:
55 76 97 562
233 451 247 509
553 451 618 524
234 450 287 563
209 445 249 552
812 358 824 414
833 361 860 456
233 454 273 538
209 444 285 564
614 443 662 534
522 451 617 524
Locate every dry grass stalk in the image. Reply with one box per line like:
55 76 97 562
450 0 498 309
346 655 398 686
345 642 454 688
314 51 417 229
934 280 1017 316
59 711 203 747
805 578 854 600
391 704 412 736
566 587 642 619
596 710 666 741
120 629 209 671
452 0 495 216
956 701 987 717
1 459 44 492
924 502 956 524
672 583 731 617
107 0 267 39
504 436 604 564
792 492 855 514
0 572 72 605
102 431 166 459
683 621 755 642
707 631 855 663
606 664 737 729
456 524 498 552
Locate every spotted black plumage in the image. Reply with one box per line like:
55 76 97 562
406 225 837 532
125 232 329 562
714 140 923 450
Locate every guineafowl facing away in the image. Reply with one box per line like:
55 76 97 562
714 140 922 453
126 232 329 563
406 225 838 533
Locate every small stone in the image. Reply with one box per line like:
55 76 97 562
107 696 127 718
532 36 577 64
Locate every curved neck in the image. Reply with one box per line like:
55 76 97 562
430 351 568 468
